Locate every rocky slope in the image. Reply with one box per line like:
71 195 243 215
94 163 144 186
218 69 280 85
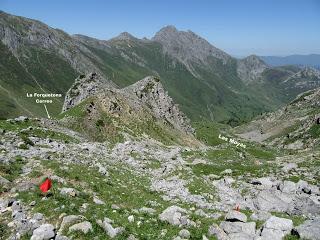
0 114 319 239
235 87 320 150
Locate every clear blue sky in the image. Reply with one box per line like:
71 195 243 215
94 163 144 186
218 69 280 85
1 0 319 56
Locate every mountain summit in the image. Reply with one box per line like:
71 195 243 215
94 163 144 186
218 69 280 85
152 25 231 70
237 55 269 83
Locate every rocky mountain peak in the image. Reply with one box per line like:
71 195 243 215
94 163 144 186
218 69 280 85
152 25 231 71
153 25 178 37
237 55 269 83
110 32 137 41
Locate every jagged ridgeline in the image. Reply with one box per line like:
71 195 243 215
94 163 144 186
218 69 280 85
59 73 198 145
1 11 320 124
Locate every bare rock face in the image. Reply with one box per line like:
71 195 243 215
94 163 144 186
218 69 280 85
237 55 268 84
152 25 231 76
62 73 107 112
123 76 194 134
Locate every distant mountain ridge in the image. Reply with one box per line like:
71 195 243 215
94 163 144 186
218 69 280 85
1 10 320 125
260 54 320 69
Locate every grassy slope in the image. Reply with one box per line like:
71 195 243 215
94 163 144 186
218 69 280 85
58 96 196 146
0 42 78 119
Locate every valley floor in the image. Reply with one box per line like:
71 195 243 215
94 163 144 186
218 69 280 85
0 118 319 240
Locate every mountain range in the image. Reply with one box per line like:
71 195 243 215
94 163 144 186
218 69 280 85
260 54 320 69
1 10 320 125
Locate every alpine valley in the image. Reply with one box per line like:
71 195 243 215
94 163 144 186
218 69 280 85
0 10 320 240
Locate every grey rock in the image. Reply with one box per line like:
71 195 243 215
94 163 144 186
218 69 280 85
98 165 109 176
0 199 9 211
250 177 273 189
14 116 29 122
55 235 70 240
279 181 296 193
97 218 124 238
30 224 55 240
220 221 256 239
173 237 182 240
16 182 35 192
33 213 44 221
254 189 293 212
296 180 311 194
0 175 10 185
127 234 138 240
208 223 230 240
60 187 78 197
93 196 105 205
111 204 120 210
159 206 193 226
202 235 209 240
282 163 298 172
139 207 156 215
179 229 190 239
69 221 93 234
296 218 320 240
225 210 247 222
50 175 66 184
58 215 83 234
250 211 271 221
289 195 320 215
259 216 293 240
220 169 232 175
128 215 134 223
194 209 207 217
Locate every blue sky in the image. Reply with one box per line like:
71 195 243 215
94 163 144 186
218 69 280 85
1 0 319 56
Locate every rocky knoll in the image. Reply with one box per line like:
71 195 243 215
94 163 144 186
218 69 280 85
63 73 194 137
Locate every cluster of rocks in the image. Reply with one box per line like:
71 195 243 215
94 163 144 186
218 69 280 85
207 210 320 240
